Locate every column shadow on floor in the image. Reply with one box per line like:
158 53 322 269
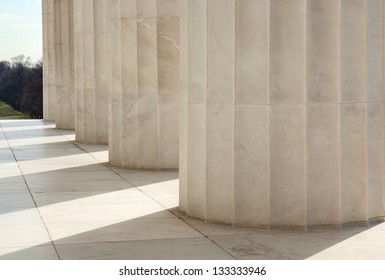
1 209 382 260
0 164 178 212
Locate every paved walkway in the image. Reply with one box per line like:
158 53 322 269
0 120 385 260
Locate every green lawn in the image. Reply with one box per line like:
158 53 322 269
0 101 30 119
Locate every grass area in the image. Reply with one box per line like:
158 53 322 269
0 101 30 119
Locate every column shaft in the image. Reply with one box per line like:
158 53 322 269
181 0 385 228
367 0 385 222
306 0 341 227
234 0 269 226
54 0 75 129
42 0 56 121
340 0 368 224
74 0 109 144
108 0 179 170
269 0 306 228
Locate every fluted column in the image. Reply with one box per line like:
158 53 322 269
42 0 56 121
367 0 385 224
269 0 306 227
54 0 75 129
306 0 341 227
180 0 385 228
108 0 179 170
74 0 109 144
180 0 271 224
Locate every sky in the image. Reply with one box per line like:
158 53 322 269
0 0 42 63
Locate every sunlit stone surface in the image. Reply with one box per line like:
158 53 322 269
43 0 75 129
43 0 385 228
42 0 56 121
54 0 75 129
74 0 109 144
108 0 180 169
179 0 385 228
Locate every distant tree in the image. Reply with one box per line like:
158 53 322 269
0 55 43 118
0 61 22 108
0 60 30 110
0 61 10 74
11 55 33 68
21 62 43 118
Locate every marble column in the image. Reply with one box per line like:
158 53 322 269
306 0 341 227
108 0 179 170
180 0 385 228
42 0 56 121
54 0 75 129
74 0 109 144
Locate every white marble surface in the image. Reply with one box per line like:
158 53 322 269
107 0 179 170
270 0 306 105
43 1 385 228
307 104 340 226
42 0 56 121
180 0 385 228
1 120 385 260
74 0 109 144
54 0 75 129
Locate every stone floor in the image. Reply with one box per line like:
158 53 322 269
0 119 385 260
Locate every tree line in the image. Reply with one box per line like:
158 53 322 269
0 55 43 119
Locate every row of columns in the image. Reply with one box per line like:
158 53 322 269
43 0 385 228
43 0 179 169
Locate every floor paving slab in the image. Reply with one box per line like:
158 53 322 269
32 189 148 207
55 238 235 260
0 191 36 208
0 182 28 192
47 218 203 244
23 171 124 183
0 176 26 183
0 224 52 248
207 229 371 260
112 169 179 187
0 208 44 225
309 224 385 259
153 198 179 209
0 245 59 260
38 203 174 223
